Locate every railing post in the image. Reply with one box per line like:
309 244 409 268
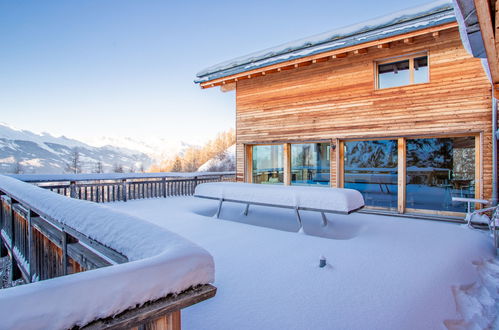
194 176 198 193
162 178 167 198
70 181 77 199
0 240 6 257
61 230 68 276
122 179 128 202
27 209 35 282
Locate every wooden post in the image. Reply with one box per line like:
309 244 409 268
337 141 344 188
397 138 406 213
475 134 482 210
245 145 253 183
162 178 167 198
61 231 68 276
69 181 77 198
283 143 291 185
122 179 128 202
28 209 35 282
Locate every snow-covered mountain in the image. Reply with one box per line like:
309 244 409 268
0 123 153 174
83 136 194 163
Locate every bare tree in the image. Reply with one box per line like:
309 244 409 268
93 161 104 173
171 156 183 172
113 163 124 173
11 160 23 174
65 148 82 174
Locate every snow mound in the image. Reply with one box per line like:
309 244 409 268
195 182 365 213
0 175 214 329
445 257 499 329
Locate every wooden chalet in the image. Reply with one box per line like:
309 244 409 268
196 0 498 218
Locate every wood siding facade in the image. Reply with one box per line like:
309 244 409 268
232 27 494 213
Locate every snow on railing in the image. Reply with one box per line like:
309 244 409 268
0 175 215 329
9 172 236 203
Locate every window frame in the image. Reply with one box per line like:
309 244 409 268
375 52 430 90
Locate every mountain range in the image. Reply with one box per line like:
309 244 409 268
0 123 192 174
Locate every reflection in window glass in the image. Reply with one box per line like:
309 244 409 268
344 140 398 209
413 56 429 84
291 143 330 186
252 145 284 184
378 60 410 89
406 137 475 212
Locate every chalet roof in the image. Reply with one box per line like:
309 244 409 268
195 0 456 84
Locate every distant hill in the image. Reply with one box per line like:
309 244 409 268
0 123 153 174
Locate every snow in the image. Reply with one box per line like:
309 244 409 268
197 145 236 172
195 0 455 83
8 171 235 182
109 196 498 330
194 182 365 213
0 175 214 329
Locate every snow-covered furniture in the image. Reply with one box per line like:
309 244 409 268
452 197 498 251
194 182 364 230
0 175 216 329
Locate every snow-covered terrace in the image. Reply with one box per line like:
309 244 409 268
108 195 498 329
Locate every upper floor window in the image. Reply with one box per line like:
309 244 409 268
376 53 428 89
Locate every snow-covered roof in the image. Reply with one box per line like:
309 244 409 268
195 0 456 84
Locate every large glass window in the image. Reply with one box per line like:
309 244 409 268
406 137 475 212
291 143 330 186
377 54 429 89
344 140 398 209
252 145 284 184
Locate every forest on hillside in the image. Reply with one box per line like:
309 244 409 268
149 129 235 172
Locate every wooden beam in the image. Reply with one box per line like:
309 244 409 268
474 0 499 92
403 37 414 44
283 143 291 185
397 138 406 213
353 48 368 55
199 22 458 88
377 43 390 49
245 145 253 183
432 31 440 38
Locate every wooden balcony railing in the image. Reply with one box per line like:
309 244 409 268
11 172 236 203
0 175 216 329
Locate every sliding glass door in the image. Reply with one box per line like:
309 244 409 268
252 145 284 184
344 140 398 209
342 135 477 214
291 143 330 186
406 137 475 212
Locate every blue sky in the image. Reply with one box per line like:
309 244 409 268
0 0 433 145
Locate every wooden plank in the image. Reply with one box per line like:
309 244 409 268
397 138 407 213
82 284 216 329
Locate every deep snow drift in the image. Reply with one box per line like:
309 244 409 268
109 196 498 330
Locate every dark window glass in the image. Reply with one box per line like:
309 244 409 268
344 140 398 209
406 137 475 212
378 60 410 89
291 143 330 186
252 145 284 184
413 56 429 84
